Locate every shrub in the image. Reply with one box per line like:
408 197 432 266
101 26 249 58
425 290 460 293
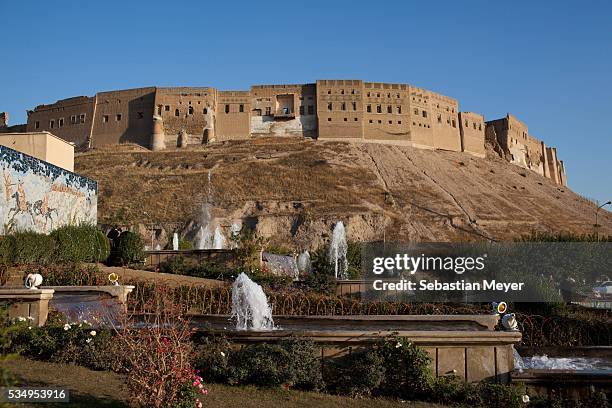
113 306 197 408
346 241 362 279
196 337 323 390
246 268 293 289
188 262 229 280
51 224 108 263
159 256 189 275
12 231 55 264
0 235 15 267
112 231 145 266
431 376 524 408
194 336 233 383
305 247 337 294
5 314 118 371
164 239 194 250
95 229 111 263
373 337 433 399
179 239 194 250
323 348 385 396
232 229 266 272
32 263 104 286
265 244 293 256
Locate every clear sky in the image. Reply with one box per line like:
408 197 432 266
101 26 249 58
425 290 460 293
1 0 610 201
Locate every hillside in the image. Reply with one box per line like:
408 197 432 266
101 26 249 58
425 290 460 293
75 138 612 248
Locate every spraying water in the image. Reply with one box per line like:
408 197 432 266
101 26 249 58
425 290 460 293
196 169 219 249
212 225 226 249
172 233 179 251
512 348 610 371
231 273 275 331
329 221 348 280
297 250 312 277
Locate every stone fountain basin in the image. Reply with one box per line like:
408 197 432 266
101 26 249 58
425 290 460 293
188 313 520 383
190 313 501 332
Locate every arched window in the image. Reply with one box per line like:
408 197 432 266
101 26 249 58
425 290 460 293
175 109 180 117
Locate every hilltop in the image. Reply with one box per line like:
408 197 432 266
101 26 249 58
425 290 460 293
75 138 611 248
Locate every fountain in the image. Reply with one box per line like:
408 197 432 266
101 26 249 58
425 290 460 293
195 170 226 250
512 347 612 397
513 348 612 372
329 221 348 280
212 225 226 249
230 273 274 331
297 250 312 276
172 233 179 251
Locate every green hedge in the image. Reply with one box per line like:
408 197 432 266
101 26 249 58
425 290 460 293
0 236 15 267
51 225 110 263
110 231 145 266
1 225 110 265
13 231 55 264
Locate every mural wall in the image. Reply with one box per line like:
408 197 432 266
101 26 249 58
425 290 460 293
0 145 97 234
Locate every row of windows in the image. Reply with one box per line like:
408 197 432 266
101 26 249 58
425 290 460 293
327 102 358 111
367 92 402 98
35 114 86 130
366 105 403 114
464 120 483 131
323 117 409 125
159 105 211 116
327 89 359 95
102 114 122 122
368 119 404 125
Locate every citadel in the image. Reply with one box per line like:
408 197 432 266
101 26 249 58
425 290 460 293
0 79 566 186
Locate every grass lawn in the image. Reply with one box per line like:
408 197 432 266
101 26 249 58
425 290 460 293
2 356 448 408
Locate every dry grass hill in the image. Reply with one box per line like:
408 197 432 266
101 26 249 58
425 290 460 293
75 137 611 249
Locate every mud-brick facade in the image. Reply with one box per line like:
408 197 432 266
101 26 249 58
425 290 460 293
8 79 565 185
485 113 566 186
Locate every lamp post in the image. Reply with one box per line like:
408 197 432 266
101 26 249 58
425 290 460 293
595 201 611 242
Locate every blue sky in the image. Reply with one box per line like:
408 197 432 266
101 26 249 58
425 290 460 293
1 0 610 201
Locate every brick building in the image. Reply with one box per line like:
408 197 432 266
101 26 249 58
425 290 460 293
3 79 565 185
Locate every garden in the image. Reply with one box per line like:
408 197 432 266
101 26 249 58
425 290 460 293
0 226 610 407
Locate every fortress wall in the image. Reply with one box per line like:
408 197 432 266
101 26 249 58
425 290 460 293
154 87 217 146
485 114 566 184
426 91 461 152
316 80 364 139
20 82 567 185
26 96 95 150
90 88 155 148
558 161 567 186
215 91 251 141
545 147 560 184
250 84 317 137
362 82 411 142
458 112 485 157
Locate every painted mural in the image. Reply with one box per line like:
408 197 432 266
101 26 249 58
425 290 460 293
0 145 97 234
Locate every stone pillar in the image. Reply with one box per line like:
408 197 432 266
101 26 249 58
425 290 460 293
558 160 567 186
541 142 549 179
177 128 188 148
0 288 55 327
150 115 166 151
203 105 216 144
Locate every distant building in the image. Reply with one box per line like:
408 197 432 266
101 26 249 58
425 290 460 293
0 131 75 172
0 79 565 185
0 121 95 234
